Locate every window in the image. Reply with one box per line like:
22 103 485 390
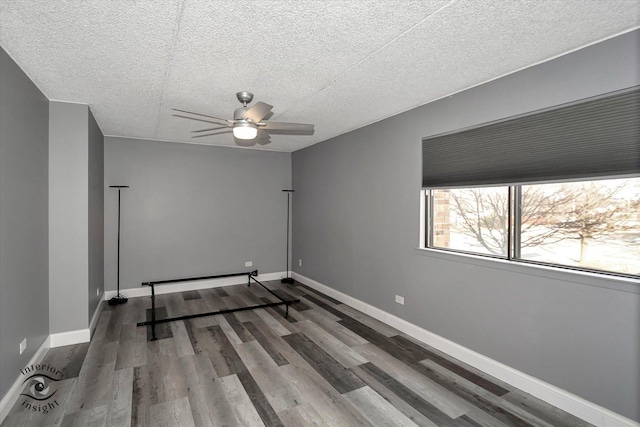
424 176 640 278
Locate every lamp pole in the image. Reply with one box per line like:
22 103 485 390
282 190 294 284
108 185 129 305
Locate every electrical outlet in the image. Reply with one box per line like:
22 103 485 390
96 288 100 297
395 295 405 305
20 338 26 355
245 261 253 267
298 259 302 267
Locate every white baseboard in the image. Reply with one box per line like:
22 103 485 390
49 329 90 348
293 272 639 427
89 297 105 338
104 271 286 300
0 299 103 422
0 336 51 424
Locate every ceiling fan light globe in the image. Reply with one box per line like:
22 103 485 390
233 124 257 140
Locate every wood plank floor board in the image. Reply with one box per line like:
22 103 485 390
502 391 592 427
237 370 284 427
413 359 538 427
2 377 77 426
146 334 179 361
218 375 266 427
115 333 148 371
224 294 263 323
148 397 196 427
215 314 243 346
158 293 184 319
235 287 264 303
269 289 312 311
354 362 468 427
184 298 214 317
464 408 512 427
391 336 509 396
203 325 248 377
144 307 173 341
261 306 301 333
252 308 293 336
295 320 368 368
235 340 280 372
146 354 189 405
60 404 108 427
353 343 475 418
119 296 148 326
170 320 196 358
282 332 366 394
215 288 229 297
297 293 347 319
222 313 255 343
119 321 145 343
242 321 290 367
2 285 596 427
294 298 343 320
131 365 149 427
277 404 328 426
249 366 305 413
291 283 343 305
402 333 516 392
199 288 229 314
89 309 112 343
178 355 218 427
350 364 440 427
65 362 116 415
268 281 308 298
200 377 241 426
342 315 509 399
182 290 202 301
260 297 303 323
279 364 372 426
104 367 133 427
344 385 420 427
39 342 90 380
333 304 401 337
300 309 369 347
103 305 125 343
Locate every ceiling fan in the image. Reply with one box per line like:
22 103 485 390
172 92 314 146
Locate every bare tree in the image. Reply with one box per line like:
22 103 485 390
448 181 639 259
450 189 508 255
552 182 640 262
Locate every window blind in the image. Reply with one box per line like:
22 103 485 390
422 86 640 188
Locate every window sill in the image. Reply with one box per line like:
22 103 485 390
414 247 640 294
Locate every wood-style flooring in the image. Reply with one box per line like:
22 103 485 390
2 280 593 426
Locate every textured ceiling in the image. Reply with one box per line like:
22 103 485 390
1 1 639 152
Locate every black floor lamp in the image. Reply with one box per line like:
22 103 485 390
281 189 295 284
108 185 129 306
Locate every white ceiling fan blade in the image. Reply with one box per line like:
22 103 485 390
260 121 314 132
242 102 273 123
192 126 229 133
172 108 234 124
173 114 227 126
192 130 232 138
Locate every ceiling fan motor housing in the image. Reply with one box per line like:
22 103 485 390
236 91 254 106
234 107 250 121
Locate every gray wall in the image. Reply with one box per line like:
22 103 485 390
292 30 640 421
49 102 89 334
88 110 104 323
0 48 50 400
104 138 291 291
